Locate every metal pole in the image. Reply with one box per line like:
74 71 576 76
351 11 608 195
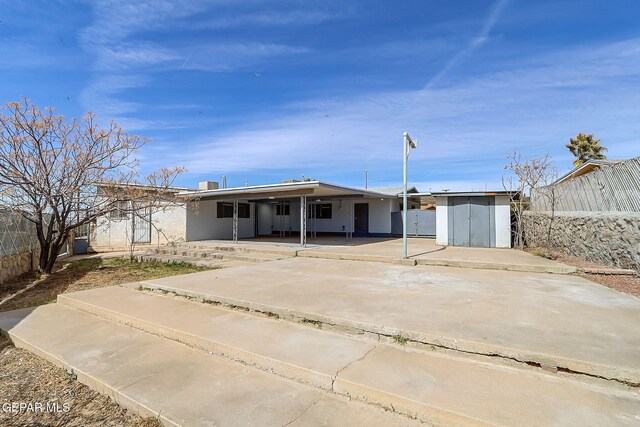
403 134 408 259
232 200 238 243
365 169 368 189
300 196 307 247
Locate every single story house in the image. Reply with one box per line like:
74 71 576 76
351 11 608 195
90 180 423 250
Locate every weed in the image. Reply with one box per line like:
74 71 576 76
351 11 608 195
299 318 322 329
391 335 408 345
67 369 78 381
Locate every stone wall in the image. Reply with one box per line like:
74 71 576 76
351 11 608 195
0 249 39 284
524 211 640 271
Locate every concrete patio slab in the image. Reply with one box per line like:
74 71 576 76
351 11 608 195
296 237 575 274
49 286 640 425
0 304 421 427
192 236 576 274
134 257 640 384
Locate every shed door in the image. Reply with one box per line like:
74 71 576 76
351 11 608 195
450 198 470 246
469 197 494 248
449 196 495 247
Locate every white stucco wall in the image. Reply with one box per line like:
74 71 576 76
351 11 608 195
92 203 187 249
263 198 394 236
435 196 449 245
186 200 255 241
367 198 394 235
495 195 511 248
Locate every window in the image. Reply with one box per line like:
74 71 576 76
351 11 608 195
309 203 332 219
217 202 250 218
238 203 251 218
276 203 290 216
109 200 129 220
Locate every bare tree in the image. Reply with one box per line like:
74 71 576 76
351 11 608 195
0 99 185 273
502 152 555 250
533 165 561 249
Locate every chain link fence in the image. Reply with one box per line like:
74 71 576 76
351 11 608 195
0 209 39 258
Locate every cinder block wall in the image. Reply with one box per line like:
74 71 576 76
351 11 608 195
0 249 40 284
524 211 640 271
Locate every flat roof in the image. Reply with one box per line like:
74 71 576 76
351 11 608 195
178 180 423 201
430 190 512 197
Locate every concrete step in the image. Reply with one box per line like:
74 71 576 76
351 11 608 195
55 286 640 425
152 246 289 263
0 304 420 427
297 250 577 274
129 257 640 386
137 253 251 269
172 242 298 257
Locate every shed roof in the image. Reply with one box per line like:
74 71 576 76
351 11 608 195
430 190 512 197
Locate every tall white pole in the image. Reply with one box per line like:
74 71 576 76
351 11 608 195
403 133 408 259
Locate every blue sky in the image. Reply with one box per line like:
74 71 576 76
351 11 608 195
1 0 639 191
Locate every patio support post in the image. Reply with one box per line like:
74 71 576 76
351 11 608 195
232 199 238 243
300 195 307 247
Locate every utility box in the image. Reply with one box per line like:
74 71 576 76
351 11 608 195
199 181 219 190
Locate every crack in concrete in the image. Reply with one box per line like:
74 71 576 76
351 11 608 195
331 346 377 391
281 397 323 427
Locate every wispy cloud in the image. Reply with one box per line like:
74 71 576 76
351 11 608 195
77 0 312 126
426 0 509 89
166 37 640 187
192 9 342 30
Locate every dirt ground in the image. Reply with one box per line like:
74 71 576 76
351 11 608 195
0 334 162 427
0 257 211 426
0 257 212 313
527 248 640 298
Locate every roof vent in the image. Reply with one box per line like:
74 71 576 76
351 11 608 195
199 181 219 190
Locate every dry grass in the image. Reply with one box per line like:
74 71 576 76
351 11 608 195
0 257 212 313
527 248 640 298
0 256 211 426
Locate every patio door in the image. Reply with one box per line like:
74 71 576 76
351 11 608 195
354 203 369 237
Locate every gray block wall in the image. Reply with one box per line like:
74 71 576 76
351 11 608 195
524 211 640 271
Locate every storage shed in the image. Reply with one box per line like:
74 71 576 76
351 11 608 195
433 191 511 248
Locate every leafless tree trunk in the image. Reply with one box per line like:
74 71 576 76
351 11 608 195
502 152 556 250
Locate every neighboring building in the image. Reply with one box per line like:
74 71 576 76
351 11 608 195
553 159 621 185
90 183 192 251
433 191 512 248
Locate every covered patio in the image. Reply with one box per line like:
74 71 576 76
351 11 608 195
178 180 422 247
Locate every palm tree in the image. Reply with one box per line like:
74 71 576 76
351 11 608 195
566 133 608 166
